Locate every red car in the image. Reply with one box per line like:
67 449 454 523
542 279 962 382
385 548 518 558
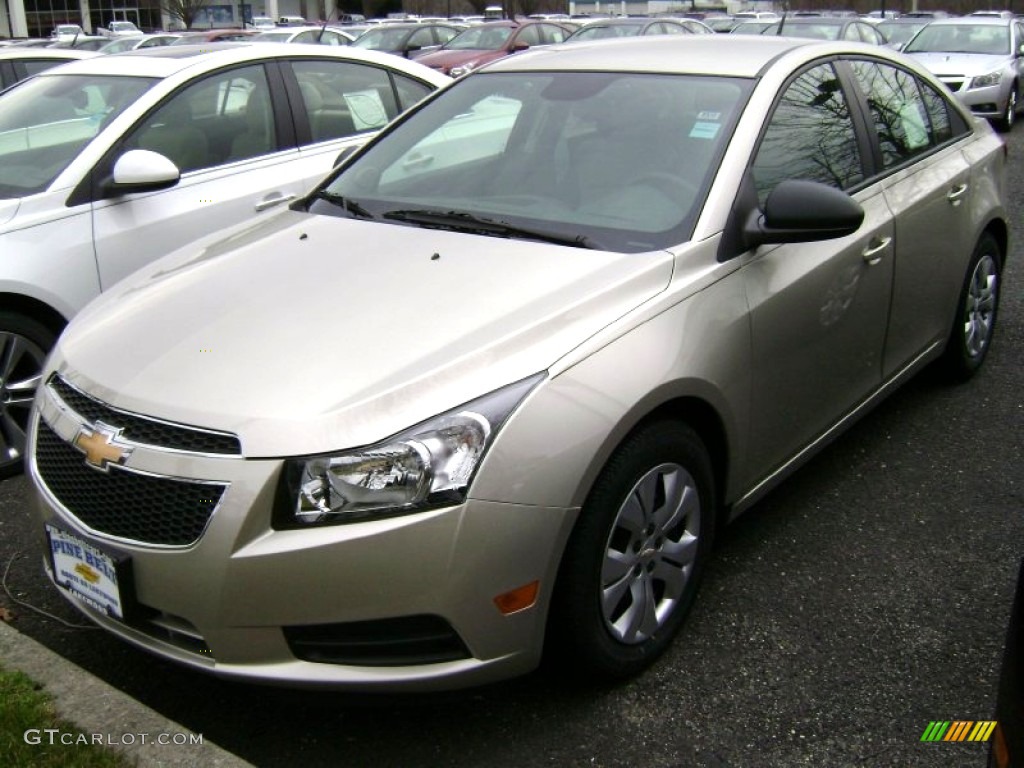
414 20 573 77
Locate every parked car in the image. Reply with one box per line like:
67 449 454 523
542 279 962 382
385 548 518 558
27 35 1008 691
731 20 777 35
96 33 181 53
98 21 140 37
903 15 1024 132
876 17 933 49
250 16 276 30
50 24 85 43
763 16 888 45
415 19 573 76
0 44 449 475
349 22 463 57
0 47 95 88
251 26 354 45
565 17 706 41
49 35 111 51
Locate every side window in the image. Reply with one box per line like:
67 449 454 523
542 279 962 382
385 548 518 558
393 74 433 111
408 28 435 49
293 31 316 43
516 26 542 47
436 26 460 45
540 24 570 44
292 60 399 144
850 60 934 168
751 63 863 205
124 65 273 172
919 77 961 144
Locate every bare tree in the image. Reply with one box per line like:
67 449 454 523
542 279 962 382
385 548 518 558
164 0 211 29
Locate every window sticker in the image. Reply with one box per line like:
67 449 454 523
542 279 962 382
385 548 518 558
690 121 720 139
344 89 388 131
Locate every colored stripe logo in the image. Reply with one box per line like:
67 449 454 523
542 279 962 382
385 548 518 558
921 721 997 742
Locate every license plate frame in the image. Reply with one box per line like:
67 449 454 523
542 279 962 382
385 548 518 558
45 524 136 622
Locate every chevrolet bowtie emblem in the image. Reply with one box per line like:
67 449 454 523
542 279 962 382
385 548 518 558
72 423 132 472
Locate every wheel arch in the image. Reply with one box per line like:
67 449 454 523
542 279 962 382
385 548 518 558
0 293 68 338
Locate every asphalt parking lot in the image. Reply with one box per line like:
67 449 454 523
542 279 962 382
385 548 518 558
1 125 1022 768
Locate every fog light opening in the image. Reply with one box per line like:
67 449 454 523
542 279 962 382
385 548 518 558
494 581 540 615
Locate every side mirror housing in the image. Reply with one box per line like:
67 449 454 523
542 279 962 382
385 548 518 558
106 149 180 194
743 179 864 248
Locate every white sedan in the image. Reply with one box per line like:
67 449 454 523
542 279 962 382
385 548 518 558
0 43 449 474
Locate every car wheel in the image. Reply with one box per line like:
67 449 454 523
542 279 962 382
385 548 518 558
548 421 715 679
997 86 1017 133
0 312 56 478
939 233 1002 381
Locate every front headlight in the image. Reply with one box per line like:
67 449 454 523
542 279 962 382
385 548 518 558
449 61 479 78
969 70 1003 90
274 374 544 528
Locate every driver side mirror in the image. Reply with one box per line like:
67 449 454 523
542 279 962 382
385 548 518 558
105 149 180 195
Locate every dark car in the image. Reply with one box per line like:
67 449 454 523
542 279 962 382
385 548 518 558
415 20 573 77
350 22 464 58
763 16 888 45
565 17 706 42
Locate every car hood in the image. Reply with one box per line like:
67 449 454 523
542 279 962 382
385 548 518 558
0 198 19 226
905 51 1010 76
415 48 502 70
52 211 674 457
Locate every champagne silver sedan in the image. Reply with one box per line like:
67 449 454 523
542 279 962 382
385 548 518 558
29 35 1009 691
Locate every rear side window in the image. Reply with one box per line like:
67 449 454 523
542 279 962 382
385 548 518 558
292 60 400 143
751 63 863 204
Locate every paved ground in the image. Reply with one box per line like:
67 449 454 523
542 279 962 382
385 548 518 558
1 127 1022 767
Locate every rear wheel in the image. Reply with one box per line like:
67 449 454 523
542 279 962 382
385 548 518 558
939 233 1002 381
547 421 715 679
0 312 57 478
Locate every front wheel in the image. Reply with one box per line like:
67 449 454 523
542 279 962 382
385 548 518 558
939 233 1002 381
547 421 715 680
0 312 57 478
996 87 1017 133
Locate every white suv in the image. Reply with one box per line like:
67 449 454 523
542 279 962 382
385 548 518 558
0 44 448 475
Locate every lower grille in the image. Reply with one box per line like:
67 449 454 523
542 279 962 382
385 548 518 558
34 419 225 547
284 615 471 666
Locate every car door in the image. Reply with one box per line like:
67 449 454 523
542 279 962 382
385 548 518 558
845 58 974 377
289 57 433 175
742 60 895 483
88 61 307 291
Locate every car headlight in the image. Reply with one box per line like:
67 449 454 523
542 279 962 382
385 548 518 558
969 70 1003 90
449 61 480 78
274 373 544 528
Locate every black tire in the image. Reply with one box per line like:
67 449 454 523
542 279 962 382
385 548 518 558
939 233 1002 382
547 421 716 680
0 312 58 478
996 86 1017 134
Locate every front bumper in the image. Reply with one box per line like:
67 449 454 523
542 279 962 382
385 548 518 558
29 381 576 691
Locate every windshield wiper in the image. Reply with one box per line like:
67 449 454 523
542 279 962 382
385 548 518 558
381 209 599 249
311 191 375 220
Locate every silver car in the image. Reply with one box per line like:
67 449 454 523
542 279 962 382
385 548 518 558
903 15 1024 131
29 36 1008 691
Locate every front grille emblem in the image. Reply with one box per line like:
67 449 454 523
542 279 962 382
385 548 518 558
72 422 133 472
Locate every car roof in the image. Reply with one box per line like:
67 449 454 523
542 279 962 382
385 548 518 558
27 42 452 83
0 47 97 61
483 34 817 77
924 16 1015 27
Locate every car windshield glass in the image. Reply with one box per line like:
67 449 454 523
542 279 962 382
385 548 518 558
904 23 1011 54
877 22 927 46
313 71 751 253
0 74 155 200
443 25 512 50
351 27 410 48
572 24 643 40
770 21 843 40
252 31 293 42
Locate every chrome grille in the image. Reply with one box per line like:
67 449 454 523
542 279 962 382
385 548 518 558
34 419 225 547
49 376 241 455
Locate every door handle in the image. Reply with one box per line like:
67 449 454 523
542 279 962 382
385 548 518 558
254 193 297 212
947 184 968 205
862 236 892 265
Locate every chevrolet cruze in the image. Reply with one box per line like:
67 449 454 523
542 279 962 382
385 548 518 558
29 36 1008 690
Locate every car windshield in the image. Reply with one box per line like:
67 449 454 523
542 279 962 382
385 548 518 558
312 71 751 253
768 21 843 40
904 23 1011 55
571 23 644 41
443 25 513 50
0 74 155 200
877 21 928 46
99 36 142 53
252 31 294 42
351 27 412 49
